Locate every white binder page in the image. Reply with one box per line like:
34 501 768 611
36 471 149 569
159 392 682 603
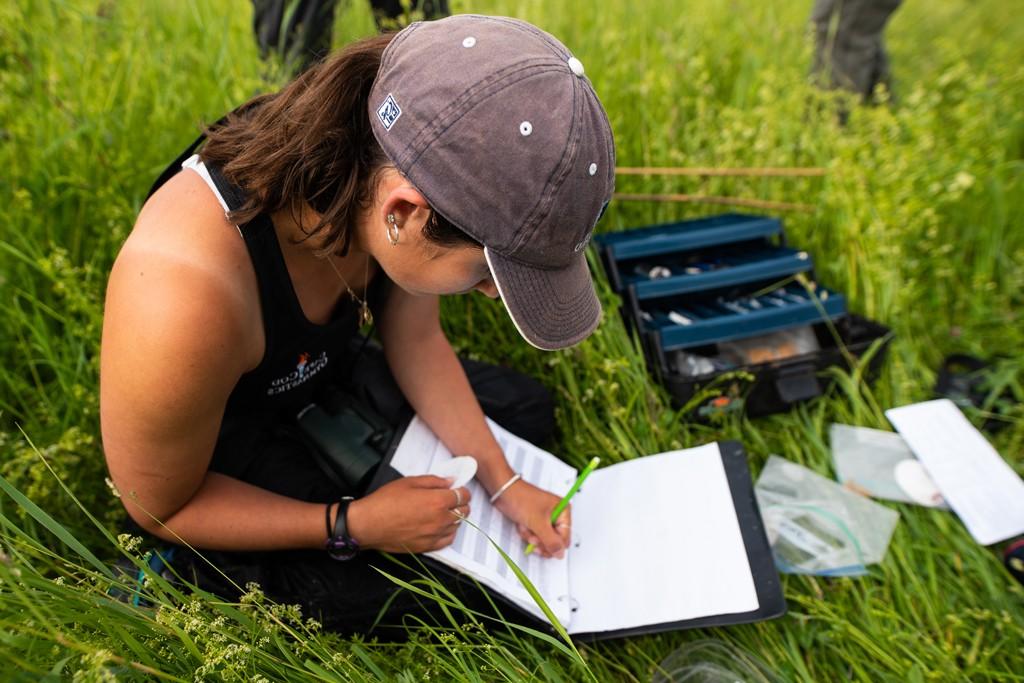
389 416 577 625
886 399 1024 545
567 443 759 635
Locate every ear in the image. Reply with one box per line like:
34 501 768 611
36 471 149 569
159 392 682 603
379 183 432 238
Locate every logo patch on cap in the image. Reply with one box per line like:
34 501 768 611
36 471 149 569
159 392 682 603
376 94 402 130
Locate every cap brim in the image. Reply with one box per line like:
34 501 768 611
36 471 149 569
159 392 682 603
484 247 602 351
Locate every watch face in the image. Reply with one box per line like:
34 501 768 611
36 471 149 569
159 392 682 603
325 536 359 561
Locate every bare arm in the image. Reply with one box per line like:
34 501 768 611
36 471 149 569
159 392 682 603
377 290 514 491
377 287 570 557
100 243 329 550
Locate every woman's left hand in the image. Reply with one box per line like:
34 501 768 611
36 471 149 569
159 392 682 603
493 480 571 559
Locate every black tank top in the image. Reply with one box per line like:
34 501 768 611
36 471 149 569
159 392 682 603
204 163 381 429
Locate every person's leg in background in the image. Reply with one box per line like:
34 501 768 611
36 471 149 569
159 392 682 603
866 3 898 102
370 0 450 32
809 0 839 87
809 0 902 102
252 0 340 75
251 0 452 76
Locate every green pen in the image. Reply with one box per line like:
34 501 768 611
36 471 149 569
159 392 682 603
524 456 600 556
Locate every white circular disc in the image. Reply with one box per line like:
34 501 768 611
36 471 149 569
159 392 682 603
894 460 944 507
434 456 478 488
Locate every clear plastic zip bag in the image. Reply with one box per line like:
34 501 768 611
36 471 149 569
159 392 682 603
651 639 778 683
830 423 947 508
754 456 900 576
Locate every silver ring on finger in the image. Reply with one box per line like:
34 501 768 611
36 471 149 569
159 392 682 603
453 488 462 507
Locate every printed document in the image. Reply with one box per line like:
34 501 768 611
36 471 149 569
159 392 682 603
887 399 1024 545
389 416 577 624
390 417 760 634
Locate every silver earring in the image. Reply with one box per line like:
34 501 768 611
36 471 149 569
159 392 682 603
386 213 400 246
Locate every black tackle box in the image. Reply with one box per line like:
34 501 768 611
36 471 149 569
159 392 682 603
595 213 891 417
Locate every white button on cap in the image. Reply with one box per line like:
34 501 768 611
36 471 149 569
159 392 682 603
567 57 585 76
588 162 598 176
462 36 476 48
520 121 533 136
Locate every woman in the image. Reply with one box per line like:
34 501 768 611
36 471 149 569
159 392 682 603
100 15 614 634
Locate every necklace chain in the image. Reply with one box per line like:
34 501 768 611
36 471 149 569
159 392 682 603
326 255 373 327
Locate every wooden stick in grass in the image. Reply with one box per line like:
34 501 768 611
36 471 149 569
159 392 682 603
612 192 815 212
615 166 827 177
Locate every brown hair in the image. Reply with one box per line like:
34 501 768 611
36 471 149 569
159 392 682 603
201 33 478 255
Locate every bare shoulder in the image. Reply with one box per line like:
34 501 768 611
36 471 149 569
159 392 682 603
101 169 263 440
109 169 263 370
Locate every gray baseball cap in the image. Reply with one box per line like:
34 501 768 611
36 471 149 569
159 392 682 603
369 14 615 350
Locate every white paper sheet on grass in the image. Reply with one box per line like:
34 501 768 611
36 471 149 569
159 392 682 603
886 399 1024 545
390 417 759 634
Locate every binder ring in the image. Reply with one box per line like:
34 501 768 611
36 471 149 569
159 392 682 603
558 595 580 612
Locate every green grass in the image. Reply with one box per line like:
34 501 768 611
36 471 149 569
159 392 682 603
2 0 1023 679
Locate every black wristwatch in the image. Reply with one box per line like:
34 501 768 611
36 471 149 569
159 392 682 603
325 496 360 561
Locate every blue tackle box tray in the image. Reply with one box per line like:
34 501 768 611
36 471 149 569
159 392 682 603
594 213 891 417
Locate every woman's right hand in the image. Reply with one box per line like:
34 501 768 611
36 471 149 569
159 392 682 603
345 475 470 553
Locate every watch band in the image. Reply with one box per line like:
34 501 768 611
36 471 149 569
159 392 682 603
325 496 360 561
324 501 337 538
333 497 354 539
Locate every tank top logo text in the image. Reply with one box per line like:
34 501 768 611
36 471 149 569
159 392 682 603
267 351 329 396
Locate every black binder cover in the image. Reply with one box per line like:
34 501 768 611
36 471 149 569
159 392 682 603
368 426 786 641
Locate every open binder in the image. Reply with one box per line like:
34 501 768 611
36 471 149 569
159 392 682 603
369 416 785 640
